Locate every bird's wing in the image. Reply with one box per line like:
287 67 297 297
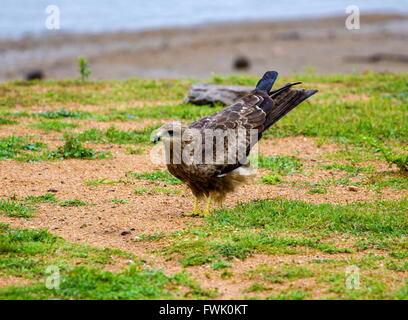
188 91 271 177
189 91 267 131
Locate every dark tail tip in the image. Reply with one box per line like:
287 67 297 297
305 89 318 98
255 71 279 93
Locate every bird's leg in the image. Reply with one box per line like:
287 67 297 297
201 196 212 217
183 198 200 217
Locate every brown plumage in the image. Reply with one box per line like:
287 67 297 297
152 71 317 216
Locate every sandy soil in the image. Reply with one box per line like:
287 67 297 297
1 14 408 81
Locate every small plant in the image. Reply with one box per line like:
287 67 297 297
127 170 182 185
256 154 302 174
152 187 182 194
0 198 34 218
31 119 79 132
35 109 89 120
110 198 129 204
59 199 88 207
0 118 18 126
211 260 232 270
25 193 58 203
307 188 327 194
134 187 149 194
260 173 283 185
48 137 110 160
380 148 408 172
126 146 143 155
84 178 122 186
78 57 91 81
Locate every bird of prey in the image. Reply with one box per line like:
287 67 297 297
152 71 317 216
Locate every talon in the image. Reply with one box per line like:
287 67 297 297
182 212 200 217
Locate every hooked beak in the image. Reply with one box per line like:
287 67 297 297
151 129 163 144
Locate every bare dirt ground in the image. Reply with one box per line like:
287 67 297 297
1 101 406 298
1 14 408 81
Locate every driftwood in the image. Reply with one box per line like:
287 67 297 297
184 83 252 106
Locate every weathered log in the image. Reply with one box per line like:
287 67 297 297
184 83 252 106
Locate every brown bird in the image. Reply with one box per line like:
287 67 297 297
152 71 317 216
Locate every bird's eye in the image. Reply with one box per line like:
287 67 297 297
168 130 174 136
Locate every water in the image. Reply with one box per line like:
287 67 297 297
1 0 407 39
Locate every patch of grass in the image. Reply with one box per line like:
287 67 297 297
0 224 214 299
159 198 406 269
127 170 182 185
126 146 143 155
0 198 34 218
59 199 88 207
267 290 309 300
47 137 111 160
245 282 269 293
211 259 232 270
30 119 79 132
322 162 375 174
0 118 18 125
134 187 149 194
24 193 58 204
34 109 91 120
73 125 159 145
0 266 215 300
84 178 122 187
0 136 47 161
379 145 408 172
136 232 166 242
256 154 302 174
211 199 407 237
259 173 282 185
152 187 182 194
110 198 129 204
307 187 327 194
246 265 314 284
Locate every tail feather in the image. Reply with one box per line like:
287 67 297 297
264 88 318 130
269 82 302 97
255 71 279 93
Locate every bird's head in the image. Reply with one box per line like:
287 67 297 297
151 122 187 143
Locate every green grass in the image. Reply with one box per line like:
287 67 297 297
259 173 283 185
245 265 314 283
84 178 122 187
24 193 58 204
0 224 214 299
0 136 47 161
47 137 111 160
256 154 302 174
0 198 34 218
0 135 110 162
34 108 92 120
110 198 129 204
156 198 407 269
30 119 79 132
59 199 88 207
72 125 160 144
127 170 182 185
0 118 18 125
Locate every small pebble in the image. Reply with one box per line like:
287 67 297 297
121 230 131 236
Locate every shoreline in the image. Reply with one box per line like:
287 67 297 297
1 13 408 81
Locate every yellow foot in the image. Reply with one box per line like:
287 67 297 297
182 198 201 217
199 196 212 217
182 211 200 217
